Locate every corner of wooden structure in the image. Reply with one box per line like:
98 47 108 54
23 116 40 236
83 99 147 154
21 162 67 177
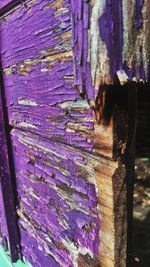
94 83 137 267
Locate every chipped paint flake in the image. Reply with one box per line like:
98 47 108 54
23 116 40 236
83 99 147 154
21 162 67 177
18 99 38 106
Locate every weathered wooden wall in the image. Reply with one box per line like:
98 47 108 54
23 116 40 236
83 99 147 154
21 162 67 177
0 1 100 267
0 0 148 267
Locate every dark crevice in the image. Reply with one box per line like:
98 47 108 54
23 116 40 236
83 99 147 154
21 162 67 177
0 72 19 210
131 82 150 266
0 0 27 17
136 83 150 157
0 54 21 260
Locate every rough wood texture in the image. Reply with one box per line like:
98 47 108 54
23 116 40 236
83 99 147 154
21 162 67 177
94 83 137 267
0 1 99 266
88 0 150 96
0 1 139 266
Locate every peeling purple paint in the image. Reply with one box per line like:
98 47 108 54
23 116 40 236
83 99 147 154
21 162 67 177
99 0 123 78
1 0 149 265
0 0 100 266
71 0 94 101
11 129 99 266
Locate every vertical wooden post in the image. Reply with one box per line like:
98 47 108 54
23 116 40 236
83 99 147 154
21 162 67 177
0 78 20 261
95 83 137 267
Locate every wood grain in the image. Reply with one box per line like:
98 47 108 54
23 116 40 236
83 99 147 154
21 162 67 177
0 1 99 266
0 1 138 266
94 84 136 267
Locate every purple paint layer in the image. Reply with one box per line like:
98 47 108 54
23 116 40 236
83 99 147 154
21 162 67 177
99 0 123 78
11 129 99 266
0 185 8 248
71 0 94 100
0 0 100 266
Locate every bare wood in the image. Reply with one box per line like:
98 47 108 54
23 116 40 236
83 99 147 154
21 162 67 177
94 84 136 267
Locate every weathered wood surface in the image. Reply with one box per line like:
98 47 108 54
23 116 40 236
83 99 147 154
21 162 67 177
0 0 93 149
88 0 150 96
94 83 137 267
0 0 140 266
0 1 99 266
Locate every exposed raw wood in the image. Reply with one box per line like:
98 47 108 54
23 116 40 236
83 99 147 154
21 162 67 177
88 0 150 95
94 84 137 267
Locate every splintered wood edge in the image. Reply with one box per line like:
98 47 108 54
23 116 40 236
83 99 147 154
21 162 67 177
95 122 127 267
94 82 137 267
93 84 132 267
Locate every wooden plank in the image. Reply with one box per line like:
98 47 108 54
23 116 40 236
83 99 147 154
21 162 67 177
0 0 93 149
0 0 91 149
1 0 71 68
0 1 100 266
94 83 137 267
87 0 150 94
11 129 101 266
0 82 20 260
0 1 138 266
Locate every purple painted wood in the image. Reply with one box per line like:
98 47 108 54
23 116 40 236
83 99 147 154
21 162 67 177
0 183 8 248
0 0 94 150
0 0 143 266
0 1 100 266
0 82 20 261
